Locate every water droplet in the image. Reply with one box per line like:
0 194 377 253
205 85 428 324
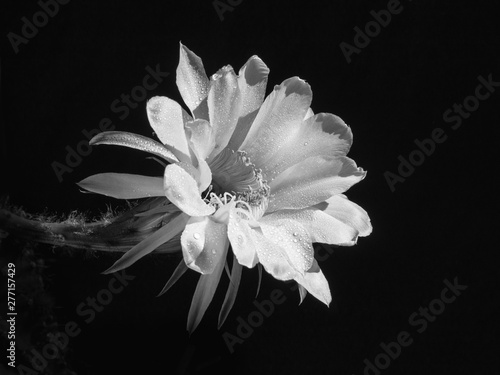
304 142 308 146
238 234 244 244
293 232 298 236
193 233 200 240
211 249 216 255
293 239 298 243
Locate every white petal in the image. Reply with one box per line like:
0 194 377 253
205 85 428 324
240 77 312 169
268 156 366 212
146 96 192 163
181 216 227 274
78 173 164 199
187 240 228 333
262 205 360 246
207 65 242 159
258 219 314 278
324 194 372 237
261 112 353 179
176 43 210 120
90 131 178 163
227 55 270 151
164 162 214 217
226 204 259 268
294 262 332 306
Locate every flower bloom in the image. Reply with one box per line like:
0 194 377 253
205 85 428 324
78 43 372 332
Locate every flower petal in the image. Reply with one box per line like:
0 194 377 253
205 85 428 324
78 173 165 199
324 194 372 237
185 119 216 161
218 258 243 328
257 219 314 279
103 213 190 274
240 77 312 169
227 56 269 151
262 203 362 246
157 259 188 296
268 156 366 212
207 65 242 159
90 131 178 163
164 162 214 217
187 239 228 333
146 96 192 163
226 205 259 268
294 260 332 306
261 113 353 179
176 43 210 120
181 216 227 274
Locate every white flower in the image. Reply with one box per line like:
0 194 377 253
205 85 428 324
78 43 372 332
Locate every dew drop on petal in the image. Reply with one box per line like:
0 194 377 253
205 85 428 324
193 233 200 240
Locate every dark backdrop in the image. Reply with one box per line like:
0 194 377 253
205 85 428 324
1 1 498 374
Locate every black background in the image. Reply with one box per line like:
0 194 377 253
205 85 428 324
1 0 498 374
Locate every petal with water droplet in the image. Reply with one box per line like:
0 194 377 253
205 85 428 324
240 77 312 169
181 216 227 274
227 205 259 268
146 96 192 163
90 131 178 163
176 43 210 120
164 162 214 217
268 156 366 212
207 65 242 159
294 260 332 306
261 112 353 178
227 55 269 151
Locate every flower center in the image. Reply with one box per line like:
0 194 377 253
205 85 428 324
208 147 270 219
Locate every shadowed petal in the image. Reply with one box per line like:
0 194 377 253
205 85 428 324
157 259 188 296
268 156 366 212
187 239 228 333
176 43 210 120
146 96 192 163
90 131 178 163
164 162 214 217
78 173 164 199
218 258 243 329
103 213 190 274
